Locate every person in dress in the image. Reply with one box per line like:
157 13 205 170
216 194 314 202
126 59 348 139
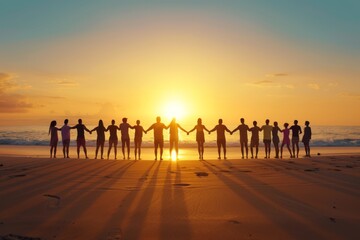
90 120 107 159
49 120 60 158
281 123 292 158
188 118 210 160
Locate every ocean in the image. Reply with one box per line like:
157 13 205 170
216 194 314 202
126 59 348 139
0 125 359 148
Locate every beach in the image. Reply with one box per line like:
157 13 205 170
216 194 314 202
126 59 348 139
0 147 359 240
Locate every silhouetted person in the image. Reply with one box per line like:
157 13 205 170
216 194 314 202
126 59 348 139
302 121 312 157
272 121 281 158
231 118 250 159
188 118 210 160
209 119 231 160
290 120 302 158
60 119 71 158
119 118 134 159
146 116 169 160
49 120 60 158
167 118 187 160
249 121 261 159
90 120 106 159
261 119 273 158
134 120 146 160
281 123 292 158
107 120 119 159
71 119 91 159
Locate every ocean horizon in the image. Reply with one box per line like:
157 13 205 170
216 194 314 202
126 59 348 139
1 125 359 148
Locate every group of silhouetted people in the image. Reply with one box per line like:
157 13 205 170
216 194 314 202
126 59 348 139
49 117 312 160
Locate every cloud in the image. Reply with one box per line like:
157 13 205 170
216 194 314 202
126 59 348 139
340 92 360 99
50 79 79 87
253 80 275 85
250 80 282 88
0 72 33 113
266 73 289 77
307 83 320 90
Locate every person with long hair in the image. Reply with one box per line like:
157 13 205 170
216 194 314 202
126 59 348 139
90 120 107 159
49 120 60 158
188 118 210 160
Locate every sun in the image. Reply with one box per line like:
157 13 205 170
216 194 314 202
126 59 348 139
162 100 187 121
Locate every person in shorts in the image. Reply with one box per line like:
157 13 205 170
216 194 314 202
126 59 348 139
146 116 168 160
281 123 292 158
272 121 281 158
290 120 302 158
119 118 134 160
261 119 273 158
302 121 312 157
209 119 232 160
231 118 250 159
107 119 120 159
133 120 146 160
71 119 91 159
249 121 261 159
61 119 71 158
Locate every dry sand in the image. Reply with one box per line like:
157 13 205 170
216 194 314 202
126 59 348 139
0 152 359 239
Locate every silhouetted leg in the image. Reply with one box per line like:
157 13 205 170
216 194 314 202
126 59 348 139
217 141 221 159
77 146 80 159
197 142 201 159
95 144 99 159
126 140 130 159
245 143 248 158
255 145 258 158
250 145 254 158
84 146 88 158
240 142 244 158
175 140 179 158
223 142 227 159
154 143 158 160
107 144 112 159
100 143 104 159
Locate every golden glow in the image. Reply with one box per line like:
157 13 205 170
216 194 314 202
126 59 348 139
162 99 187 122
171 150 177 161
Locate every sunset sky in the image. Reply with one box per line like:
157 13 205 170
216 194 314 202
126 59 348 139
1 1 359 127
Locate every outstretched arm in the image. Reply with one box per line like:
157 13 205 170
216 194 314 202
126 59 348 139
209 126 216 133
90 127 97 133
145 125 154 132
225 126 232 134
178 124 187 133
187 126 196 135
84 126 91 133
231 126 239 134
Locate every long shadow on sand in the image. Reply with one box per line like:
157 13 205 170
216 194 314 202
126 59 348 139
201 160 343 239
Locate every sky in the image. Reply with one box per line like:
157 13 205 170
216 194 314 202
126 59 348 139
0 0 359 127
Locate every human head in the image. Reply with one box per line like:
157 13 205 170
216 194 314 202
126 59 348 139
122 117 127 123
218 119 223 124
98 119 104 127
305 121 310 126
197 118 202 125
253 121 257 126
284 123 289 128
111 119 115 125
136 120 140 125
240 118 244 124
78 119 82 124
294 120 298 125
171 118 176 123
265 119 270 125
50 120 57 127
64 119 68 125
274 121 278 127
156 116 161 123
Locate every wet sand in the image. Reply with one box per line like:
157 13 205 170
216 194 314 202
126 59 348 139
0 149 359 239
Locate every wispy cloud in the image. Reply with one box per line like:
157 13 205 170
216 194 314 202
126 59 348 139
49 79 79 87
307 83 320 90
0 72 33 113
266 73 289 77
340 92 360 99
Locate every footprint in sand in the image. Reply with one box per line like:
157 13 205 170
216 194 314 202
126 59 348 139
195 172 209 177
8 174 26 178
0 234 41 240
228 219 240 224
304 168 320 172
43 194 61 209
329 217 336 223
